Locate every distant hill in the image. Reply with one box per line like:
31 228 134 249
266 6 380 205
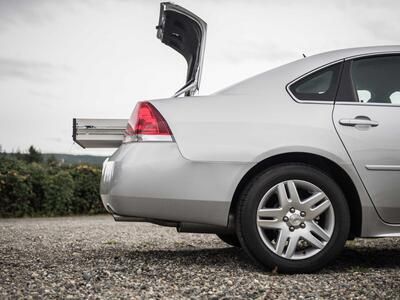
0 145 107 166
42 153 107 166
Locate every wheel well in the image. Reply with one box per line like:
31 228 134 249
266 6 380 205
230 152 362 237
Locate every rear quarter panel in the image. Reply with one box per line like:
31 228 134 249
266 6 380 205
152 91 350 166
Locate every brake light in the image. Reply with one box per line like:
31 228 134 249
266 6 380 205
123 101 173 143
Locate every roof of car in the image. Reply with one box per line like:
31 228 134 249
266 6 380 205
217 45 400 95
304 45 400 61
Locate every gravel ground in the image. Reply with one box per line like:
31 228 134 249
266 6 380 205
0 215 399 299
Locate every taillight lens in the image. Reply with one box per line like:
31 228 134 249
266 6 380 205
123 101 173 143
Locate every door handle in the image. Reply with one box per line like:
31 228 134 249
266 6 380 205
339 117 379 127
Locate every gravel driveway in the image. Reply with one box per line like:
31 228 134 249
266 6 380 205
1 215 399 299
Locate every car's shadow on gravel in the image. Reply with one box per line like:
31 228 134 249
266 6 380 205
122 247 260 271
327 246 400 273
110 241 400 274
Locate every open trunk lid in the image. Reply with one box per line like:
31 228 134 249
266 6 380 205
157 2 207 97
73 3 207 148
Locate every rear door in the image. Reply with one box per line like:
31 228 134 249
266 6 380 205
333 54 400 223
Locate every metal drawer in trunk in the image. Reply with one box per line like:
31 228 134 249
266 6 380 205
73 118 127 148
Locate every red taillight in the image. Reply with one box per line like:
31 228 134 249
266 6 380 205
124 101 173 143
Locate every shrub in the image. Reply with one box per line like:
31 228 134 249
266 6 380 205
26 162 47 213
0 169 33 217
42 171 75 216
70 164 103 214
0 153 106 217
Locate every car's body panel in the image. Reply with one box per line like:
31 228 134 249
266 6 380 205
361 206 400 237
151 94 346 164
101 143 253 226
333 95 400 224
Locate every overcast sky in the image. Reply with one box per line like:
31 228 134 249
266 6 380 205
0 0 399 155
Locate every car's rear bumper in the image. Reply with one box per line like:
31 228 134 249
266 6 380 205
100 143 252 227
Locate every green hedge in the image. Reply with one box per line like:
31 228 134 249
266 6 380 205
0 155 105 217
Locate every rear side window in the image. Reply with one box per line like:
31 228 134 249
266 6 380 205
289 63 342 101
351 55 400 104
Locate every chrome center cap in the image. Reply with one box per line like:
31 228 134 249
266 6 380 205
288 214 302 227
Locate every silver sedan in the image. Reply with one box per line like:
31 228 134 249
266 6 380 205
73 2 400 273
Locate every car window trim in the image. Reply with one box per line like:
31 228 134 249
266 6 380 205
334 101 400 108
335 60 357 103
343 51 400 61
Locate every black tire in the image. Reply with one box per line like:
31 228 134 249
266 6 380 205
236 163 350 273
216 233 241 247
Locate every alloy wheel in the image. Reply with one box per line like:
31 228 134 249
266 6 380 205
256 180 335 260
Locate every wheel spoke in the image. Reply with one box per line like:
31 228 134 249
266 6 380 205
309 221 331 241
302 232 324 249
257 208 284 219
276 182 289 206
275 229 289 256
285 235 299 258
286 180 301 204
257 219 285 230
302 192 326 209
308 199 331 219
